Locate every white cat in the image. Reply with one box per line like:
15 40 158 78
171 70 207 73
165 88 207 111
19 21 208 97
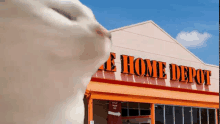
0 0 111 124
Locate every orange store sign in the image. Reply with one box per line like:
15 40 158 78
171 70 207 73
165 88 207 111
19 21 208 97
98 53 211 85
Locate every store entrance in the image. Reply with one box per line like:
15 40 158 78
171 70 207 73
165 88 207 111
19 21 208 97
121 102 151 124
91 100 152 124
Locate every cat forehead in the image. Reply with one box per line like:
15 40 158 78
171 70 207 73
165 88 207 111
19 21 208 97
46 0 95 18
52 0 81 5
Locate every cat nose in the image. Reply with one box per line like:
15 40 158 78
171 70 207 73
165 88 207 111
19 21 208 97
95 25 111 39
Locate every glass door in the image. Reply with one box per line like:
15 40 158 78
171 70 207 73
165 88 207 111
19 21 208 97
155 104 217 124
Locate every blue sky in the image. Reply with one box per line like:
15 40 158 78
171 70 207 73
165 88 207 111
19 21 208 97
83 0 219 66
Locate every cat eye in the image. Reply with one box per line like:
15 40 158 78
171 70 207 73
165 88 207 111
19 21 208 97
51 8 77 21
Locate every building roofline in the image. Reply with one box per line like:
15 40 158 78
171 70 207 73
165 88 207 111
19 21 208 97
109 20 219 68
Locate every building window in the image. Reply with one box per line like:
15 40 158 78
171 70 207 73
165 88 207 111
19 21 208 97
209 109 215 124
218 109 219 124
155 105 164 124
193 108 200 124
122 108 128 117
129 109 139 116
175 106 183 124
128 102 139 116
140 103 151 116
165 105 174 124
184 107 192 124
155 104 216 124
201 108 208 124
122 102 128 117
121 102 150 117
121 102 217 123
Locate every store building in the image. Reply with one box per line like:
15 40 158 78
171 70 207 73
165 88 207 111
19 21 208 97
83 20 219 124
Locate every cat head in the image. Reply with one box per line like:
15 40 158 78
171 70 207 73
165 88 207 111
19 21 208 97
4 0 112 72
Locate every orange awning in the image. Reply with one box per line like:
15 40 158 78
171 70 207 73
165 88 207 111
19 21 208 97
86 81 219 108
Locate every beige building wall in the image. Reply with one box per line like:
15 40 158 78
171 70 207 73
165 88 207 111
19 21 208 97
93 20 219 93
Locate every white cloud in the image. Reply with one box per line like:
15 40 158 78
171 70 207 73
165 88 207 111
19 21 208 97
176 30 212 48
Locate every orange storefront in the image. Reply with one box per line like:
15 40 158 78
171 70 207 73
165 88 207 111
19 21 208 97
84 21 219 124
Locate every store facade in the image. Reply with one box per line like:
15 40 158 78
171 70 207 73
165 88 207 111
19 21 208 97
84 20 219 124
